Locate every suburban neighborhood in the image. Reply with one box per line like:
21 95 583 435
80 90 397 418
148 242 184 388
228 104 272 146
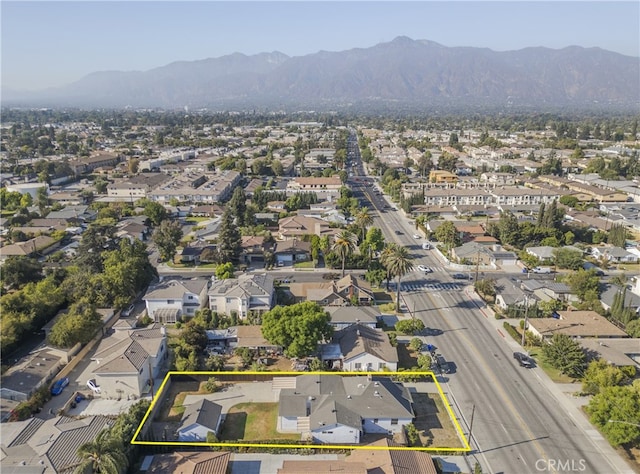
1 110 639 474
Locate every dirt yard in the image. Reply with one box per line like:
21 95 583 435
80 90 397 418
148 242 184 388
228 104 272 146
412 392 465 448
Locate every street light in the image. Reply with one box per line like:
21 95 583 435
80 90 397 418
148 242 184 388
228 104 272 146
608 419 640 428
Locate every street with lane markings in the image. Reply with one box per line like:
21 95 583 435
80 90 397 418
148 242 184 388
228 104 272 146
347 130 633 473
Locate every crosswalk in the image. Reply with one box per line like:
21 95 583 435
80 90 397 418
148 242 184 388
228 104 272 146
390 281 464 292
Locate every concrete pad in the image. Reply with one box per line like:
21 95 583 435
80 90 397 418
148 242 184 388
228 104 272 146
183 381 277 415
74 398 139 417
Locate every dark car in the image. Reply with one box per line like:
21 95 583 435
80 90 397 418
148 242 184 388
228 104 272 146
51 377 69 396
434 354 450 374
452 273 467 279
513 352 534 368
395 230 403 235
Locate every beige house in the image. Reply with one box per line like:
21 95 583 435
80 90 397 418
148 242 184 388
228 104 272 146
277 215 333 240
527 310 629 340
286 176 342 199
91 325 168 400
289 275 375 306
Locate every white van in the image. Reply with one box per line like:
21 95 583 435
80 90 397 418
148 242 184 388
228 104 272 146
532 266 552 274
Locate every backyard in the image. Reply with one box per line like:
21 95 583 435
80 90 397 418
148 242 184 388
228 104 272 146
218 402 300 442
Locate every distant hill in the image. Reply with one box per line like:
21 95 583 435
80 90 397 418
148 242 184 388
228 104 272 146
3 37 639 111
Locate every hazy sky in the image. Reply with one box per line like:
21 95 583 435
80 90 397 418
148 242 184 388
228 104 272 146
2 1 639 91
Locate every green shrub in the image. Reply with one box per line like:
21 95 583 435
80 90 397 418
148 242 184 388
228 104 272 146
503 322 520 342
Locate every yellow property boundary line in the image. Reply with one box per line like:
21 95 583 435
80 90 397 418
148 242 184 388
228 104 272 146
131 371 471 452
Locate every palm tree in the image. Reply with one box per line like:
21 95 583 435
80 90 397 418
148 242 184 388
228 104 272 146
332 230 358 277
381 243 414 312
73 430 128 474
355 207 374 242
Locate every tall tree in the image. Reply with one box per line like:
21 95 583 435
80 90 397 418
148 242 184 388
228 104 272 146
434 221 459 250
586 381 640 447
152 219 183 262
354 207 374 243
608 224 628 248
332 230 358 277
143 201 168 226
216 208 241 263
0 256 43 290
541 333 586 378
73 429 128 474
417 151 433 177
48 300 102 348
381 243 414 312
228 187 248 227
261 301 333 358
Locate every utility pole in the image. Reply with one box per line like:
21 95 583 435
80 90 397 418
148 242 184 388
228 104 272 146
521 295 529 348
475 251 480 281
469 404 476 441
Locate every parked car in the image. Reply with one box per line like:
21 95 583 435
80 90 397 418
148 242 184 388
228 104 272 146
51 377 69 396
452 273 467 279
87 379 101 393
513 352 534 368
395 230 403 235
122 303 135 317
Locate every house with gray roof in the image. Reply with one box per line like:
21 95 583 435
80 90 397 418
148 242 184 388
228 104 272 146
0 415 113 473
91 325 167 400
325 306 380 330
520 279 579 304
579 339 640 369
321 323 398 372
494 277 531 310
599 283 640 315
144 278 209 323
1 349 65 420
208 273 275 319
277 375 414 444
177 399 223 442
592 246 639 263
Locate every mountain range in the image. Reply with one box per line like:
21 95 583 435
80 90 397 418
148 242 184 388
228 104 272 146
3 36 639 111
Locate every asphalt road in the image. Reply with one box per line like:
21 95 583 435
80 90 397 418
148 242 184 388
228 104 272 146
346 143 630 473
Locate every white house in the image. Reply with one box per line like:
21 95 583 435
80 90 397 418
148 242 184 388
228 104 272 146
90 326 167 400
208 273 275 319
592 246 639 263
144 278 209 323
321 323 398 372
177 399 223 442
277 375 414 444
325 306 380 330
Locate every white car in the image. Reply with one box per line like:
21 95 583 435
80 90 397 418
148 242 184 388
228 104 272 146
417 265 429 273
122 304 135 317
413 234 420 239
87 379 101 393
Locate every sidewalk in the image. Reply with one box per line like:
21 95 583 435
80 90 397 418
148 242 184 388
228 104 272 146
463 286 636 474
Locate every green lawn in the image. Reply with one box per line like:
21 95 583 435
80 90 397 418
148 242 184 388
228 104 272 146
219 402 299 441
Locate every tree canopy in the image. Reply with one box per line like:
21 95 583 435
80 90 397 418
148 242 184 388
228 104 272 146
541 333 586 378
261 301 333 358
